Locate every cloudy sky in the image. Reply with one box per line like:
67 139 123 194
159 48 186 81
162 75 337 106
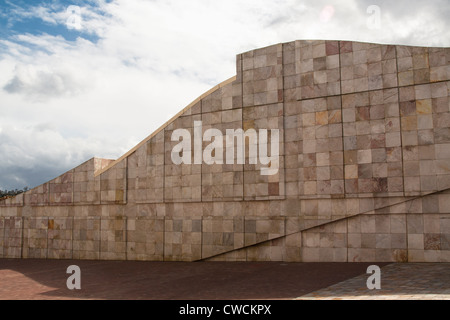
0 0 449 190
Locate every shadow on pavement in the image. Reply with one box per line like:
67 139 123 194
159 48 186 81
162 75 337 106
0 259 388 300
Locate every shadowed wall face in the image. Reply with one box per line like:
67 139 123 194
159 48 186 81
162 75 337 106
1 40 450 263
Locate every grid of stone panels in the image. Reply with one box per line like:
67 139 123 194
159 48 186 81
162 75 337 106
429 47 450 82
164 218 202 261
127 130 165 204
240 44 285 201
347 213 408 262
147 131 166 202
242 103 285 200
345 193 450 263
205 249 247 262
283 41 297 103
2 41 450 264
201 217 244 259
133 203 164 218
340 41 398 94
0 193 23 207
397 45 431 87
181 100 201 117
203 201 243 220
285 217 303 262
73 159 102 204
24 183 49 206
2 217 22 258
22 217 48 259
0 217 3 257
208 231 302 262
242 44 283 108
202 82 235 113
439 193 450 258
440 215 450 262
301 219 347 262
399 82 450 195
99 160 127 204
201 108 243 202
125 149 141 203
430 82 450 191
408 192 450 262
283 100 303 198
244 217 285 248
201 86 222 113
100 217 127 260
296 40 341 100
422 213 443 256
72 217 101 260
202 206 293 262
245 237 287 261
164 115 202 202
73 159 95 204
49 171 73 205
47 218 73 259
126 217 164 261
406 213 427 262
233 56 244 110
283 42 303 199
300 198 356 224
298 96 344 197
342 88 403 196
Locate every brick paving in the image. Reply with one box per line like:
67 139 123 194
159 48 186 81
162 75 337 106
297 263 450 300
1 259 448 300
0 259 383 300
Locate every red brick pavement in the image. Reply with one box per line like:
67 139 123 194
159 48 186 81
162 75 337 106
0 259 387 300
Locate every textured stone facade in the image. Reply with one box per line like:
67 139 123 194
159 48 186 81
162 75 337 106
1 40 450 262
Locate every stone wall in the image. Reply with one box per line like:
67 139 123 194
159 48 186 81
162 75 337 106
1 40 450 262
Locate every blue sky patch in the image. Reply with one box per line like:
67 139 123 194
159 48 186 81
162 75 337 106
0 0 106 43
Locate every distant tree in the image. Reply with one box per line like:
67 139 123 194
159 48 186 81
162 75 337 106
0 187 29 200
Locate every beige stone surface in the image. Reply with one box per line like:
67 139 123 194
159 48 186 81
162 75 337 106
1 40 450 262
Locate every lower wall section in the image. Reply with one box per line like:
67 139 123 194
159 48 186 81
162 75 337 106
207 213 450 262
1 211 449 262
0 217 22 259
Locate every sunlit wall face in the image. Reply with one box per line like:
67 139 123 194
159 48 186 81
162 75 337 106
1 0 449 191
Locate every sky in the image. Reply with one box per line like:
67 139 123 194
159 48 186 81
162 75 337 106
0 0 449 190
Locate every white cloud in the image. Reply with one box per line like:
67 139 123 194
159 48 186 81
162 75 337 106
0 0 449 189
3 63 88 100
0 123 109 189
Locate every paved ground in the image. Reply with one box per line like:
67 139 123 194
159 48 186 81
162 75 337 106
0 259 448 300
297 263 450 300
0 259 384 300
